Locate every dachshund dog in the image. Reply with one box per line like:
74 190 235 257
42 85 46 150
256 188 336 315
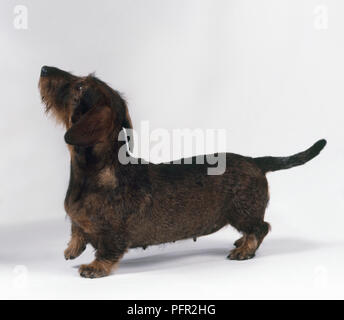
39 66 326 278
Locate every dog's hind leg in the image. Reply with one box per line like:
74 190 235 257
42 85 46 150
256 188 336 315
228 220 270 260
226 174 270 260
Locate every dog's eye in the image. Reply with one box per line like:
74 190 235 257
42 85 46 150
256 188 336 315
76 84 83 91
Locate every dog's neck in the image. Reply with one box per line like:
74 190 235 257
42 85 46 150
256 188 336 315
68 127 131 170
65 141 123 207
69 141 122 172
65 139 150 210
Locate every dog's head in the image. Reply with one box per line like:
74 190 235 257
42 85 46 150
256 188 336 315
39 66 133 150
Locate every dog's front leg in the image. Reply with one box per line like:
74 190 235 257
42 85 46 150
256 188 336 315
64 223 87 260
79 232 128 278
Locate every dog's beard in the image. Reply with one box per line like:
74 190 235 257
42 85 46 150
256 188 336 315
39 86 71 127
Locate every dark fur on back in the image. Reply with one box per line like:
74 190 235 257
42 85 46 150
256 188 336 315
39 66 326 278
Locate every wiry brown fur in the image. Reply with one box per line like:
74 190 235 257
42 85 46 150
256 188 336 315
39 66 326 278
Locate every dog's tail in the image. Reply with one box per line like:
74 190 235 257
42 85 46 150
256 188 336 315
253 139 326 173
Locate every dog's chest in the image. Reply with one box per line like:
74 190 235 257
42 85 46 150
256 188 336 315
64 167 120 233
64 197 96 234
65 191 114 234
65 181 123 234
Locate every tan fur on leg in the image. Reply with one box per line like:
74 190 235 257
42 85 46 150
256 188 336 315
228 234 258 260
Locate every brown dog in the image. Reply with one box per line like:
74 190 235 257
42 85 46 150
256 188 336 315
39 66 326 278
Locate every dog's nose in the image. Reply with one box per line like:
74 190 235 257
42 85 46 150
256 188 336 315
40 66 50 77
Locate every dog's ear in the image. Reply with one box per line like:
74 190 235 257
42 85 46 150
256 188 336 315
64 105 113 147
122 104 134 152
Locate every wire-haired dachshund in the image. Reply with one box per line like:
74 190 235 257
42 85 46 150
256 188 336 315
39 66 326 278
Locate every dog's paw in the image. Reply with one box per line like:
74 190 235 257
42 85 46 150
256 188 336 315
227 248 255 261
64 244 86 260
79 260 113 279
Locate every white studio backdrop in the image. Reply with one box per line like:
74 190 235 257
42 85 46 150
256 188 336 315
0 0 343 299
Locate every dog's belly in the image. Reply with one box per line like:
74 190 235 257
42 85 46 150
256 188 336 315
128 196 229 248
127 166 234 248
129 218 227 249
